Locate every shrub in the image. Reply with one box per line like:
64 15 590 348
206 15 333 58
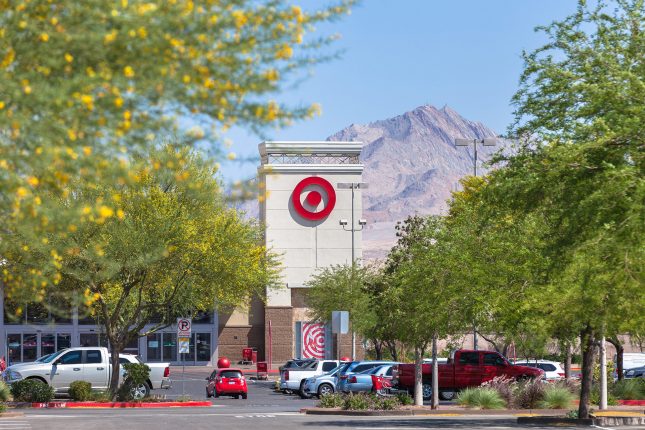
10 379 55 403
318 393 344 408
612 379 645 400
539 386 575 409
590 384 618 406
117 363 151 401
456 387 506 409
375 396 400 411
91 391 112 402
69 381 92 401
513 379 545 409
481 376 515 407
0 381 11 402
396 392 414 406
342 392 372 410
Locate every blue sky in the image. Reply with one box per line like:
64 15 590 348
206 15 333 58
219 1 578 181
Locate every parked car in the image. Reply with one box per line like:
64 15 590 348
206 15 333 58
205 368 247 399
393 350 543 400
303 362 350 398
280 359 341 398
624 366 645 379
616 353 645 379
3 347 151 397
342 364 396 394
115 354 172 390
513 360 565 382
337 361 397 394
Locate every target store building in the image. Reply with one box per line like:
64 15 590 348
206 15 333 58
219 141 365 364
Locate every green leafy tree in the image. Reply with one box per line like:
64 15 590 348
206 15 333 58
493 0 645 418
0 0 352 299
9 146 279 395
305 263 382 358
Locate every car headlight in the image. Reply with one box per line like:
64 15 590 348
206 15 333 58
7 370 22 381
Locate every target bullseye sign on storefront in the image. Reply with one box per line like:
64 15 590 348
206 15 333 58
291 176 336 221
302 322 325 359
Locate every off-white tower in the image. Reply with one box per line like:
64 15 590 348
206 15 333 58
258 141 363 362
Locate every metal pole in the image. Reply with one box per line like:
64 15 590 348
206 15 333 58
182 346 185 398
473 141 478 351
351 185 356 360
600 335 607 409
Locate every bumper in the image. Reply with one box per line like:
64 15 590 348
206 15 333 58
161 378 173 389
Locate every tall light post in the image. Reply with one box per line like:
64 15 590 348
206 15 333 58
455 137 497 350
338 182 368 360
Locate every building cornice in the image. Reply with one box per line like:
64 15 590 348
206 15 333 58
259 141 362 158
258 164 364 174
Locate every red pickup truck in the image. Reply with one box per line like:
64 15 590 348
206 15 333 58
392 349 544 400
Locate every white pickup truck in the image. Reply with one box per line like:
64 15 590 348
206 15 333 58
280 359 341 397
4 347 171 398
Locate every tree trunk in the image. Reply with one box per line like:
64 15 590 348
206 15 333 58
413 346 424 406
607 337 623 381
564 342 572 380
578 326 596 419
108 338 123 396
431 335 439 410
373 339 383 360
386 341 398 362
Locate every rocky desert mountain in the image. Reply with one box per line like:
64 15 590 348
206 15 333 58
237 104 504 260
327 104 501 259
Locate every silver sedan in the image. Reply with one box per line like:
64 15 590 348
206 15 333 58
342 364 394 393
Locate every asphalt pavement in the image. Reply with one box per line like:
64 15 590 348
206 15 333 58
5 372 644 430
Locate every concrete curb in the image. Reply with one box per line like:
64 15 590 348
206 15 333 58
24 401 212 409
302 407 571 416
0 412 25 418
518 415 645 427
618 400 645 406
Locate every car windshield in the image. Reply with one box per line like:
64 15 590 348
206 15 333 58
40 350 66 363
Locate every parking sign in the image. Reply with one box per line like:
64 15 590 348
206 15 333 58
177 318 192 337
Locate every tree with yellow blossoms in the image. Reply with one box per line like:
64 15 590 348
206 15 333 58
0 1 351 301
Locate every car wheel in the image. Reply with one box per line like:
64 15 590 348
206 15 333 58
234 394 240 399
130 382 150 400
317 383 334 397
242 393 248 400
439 390 456 401
422 383 432 400
299 381 312 399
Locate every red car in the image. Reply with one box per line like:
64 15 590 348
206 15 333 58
206 368 248 399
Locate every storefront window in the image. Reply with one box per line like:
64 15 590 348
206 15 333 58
80 333 107 347
146 333 161 362
22 333 37 361
196 333 211 362
41 334 56 356
123 337 139 355
57 334 71 351
162 333 176 363
7 334 21 363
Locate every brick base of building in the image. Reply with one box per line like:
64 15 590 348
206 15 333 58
217 325 265 363
264 306 294 363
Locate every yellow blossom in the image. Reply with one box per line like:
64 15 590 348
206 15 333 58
83 146 92 156
123 110 132 120
117 209 125 219
124 66 135 77
232 10 248 28
227 152 236 160
82 206 92 215
114 97 124 108
99 206 114 218
26 176 39 187
64 53 73 63
183 75 191 83
51 17 59 25
104 30 118 44
67 129 77 141
23 85 32 94
275 44 293 59
18 21 27 29
16 187 28 198
137 27 147 38
0 101 4 110
40 33 49 42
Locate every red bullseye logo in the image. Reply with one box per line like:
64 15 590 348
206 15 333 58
302 323 325 359
292 177 336 221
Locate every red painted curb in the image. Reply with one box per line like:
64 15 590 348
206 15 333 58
31 401 212 408
617 400 645 406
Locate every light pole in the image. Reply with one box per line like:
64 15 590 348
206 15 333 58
338 182 368 360
455 137 497 350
